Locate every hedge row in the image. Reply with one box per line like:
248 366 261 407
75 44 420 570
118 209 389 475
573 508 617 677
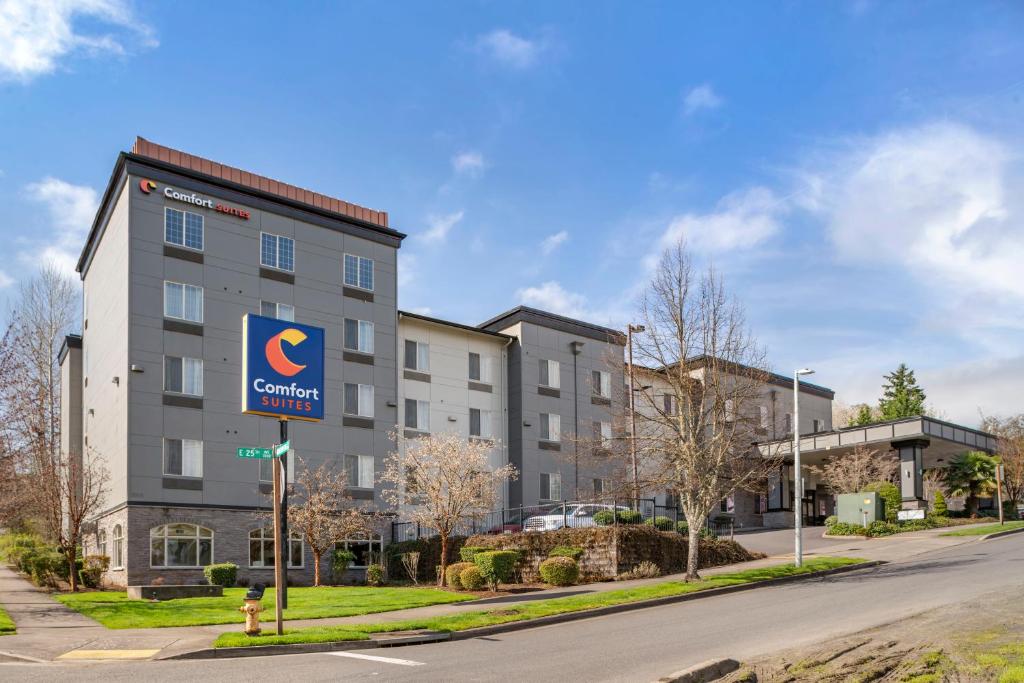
385 535 468 582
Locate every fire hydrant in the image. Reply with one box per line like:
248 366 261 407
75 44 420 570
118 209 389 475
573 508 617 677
239 597 264 636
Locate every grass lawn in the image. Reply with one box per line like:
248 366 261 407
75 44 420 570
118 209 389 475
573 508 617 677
56 585 473 629
214 556 863 648
0 605 14 635
941 520 1024 537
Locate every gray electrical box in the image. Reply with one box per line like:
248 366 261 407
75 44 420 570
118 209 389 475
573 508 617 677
837 492 885 526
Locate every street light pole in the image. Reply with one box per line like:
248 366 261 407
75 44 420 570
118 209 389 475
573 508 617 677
793 368 814 568
627 324 645 506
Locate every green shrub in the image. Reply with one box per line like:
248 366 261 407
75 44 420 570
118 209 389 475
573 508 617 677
203 563 238 588
899 519 933 532
459 546 488 563
459 565 485 590
826 521 867 536
824 515 838 527
645 516 674 531
866 520 900 537
25 549 65 587
864 481 901 522
384 536 468 583
473 550 518 590
80 555 109 588
332 549 356 580
548 546 583 561
444 562 475 589
676 521 689 534
365 563 386 587
932 490 948 517
617 510 643 525
539 556 579 586
593 510 615 526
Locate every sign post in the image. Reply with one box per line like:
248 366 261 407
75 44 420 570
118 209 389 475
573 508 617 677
241 314 325 629
997 464 1005 525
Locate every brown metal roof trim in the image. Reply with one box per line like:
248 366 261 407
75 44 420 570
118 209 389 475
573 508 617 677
132 137 388 228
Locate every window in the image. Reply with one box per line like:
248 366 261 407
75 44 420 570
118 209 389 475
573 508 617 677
344 254 374 291
724 399 735 422
593 478 611 495
249 528 303 568
540 472 562 501
812 419 824 432
539 359 560 388
260 300 295 321
594 421 612 445
112 525 123 569
470 408 491 438
261 233 295 272
164 356 203 396
468 352 492 383
345 454 375 489
150 524 213 568
163 438 203 477
592 370 611 398
759 406 769 429
335 535 383 569
404 340 429 372
720 496 735 514
784 413 792 433
344 319 374 354
343 383 374 418
97 529 107 558
405 399 429 431
540 413 561 442
165 207 204 250
163 281 203 323
663 394 677 415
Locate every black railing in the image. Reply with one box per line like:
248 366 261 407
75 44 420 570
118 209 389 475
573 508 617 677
390 498 734 543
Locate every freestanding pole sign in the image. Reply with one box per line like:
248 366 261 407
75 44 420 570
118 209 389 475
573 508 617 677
241 314 325 630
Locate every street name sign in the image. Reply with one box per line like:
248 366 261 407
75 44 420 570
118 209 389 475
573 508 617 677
237 447 274 459
275 441 291 457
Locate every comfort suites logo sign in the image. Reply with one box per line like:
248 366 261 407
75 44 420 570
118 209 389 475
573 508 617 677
139 178 251 220
242 314 325 421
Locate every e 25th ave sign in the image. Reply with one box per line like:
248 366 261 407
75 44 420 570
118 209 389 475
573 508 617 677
241 314 325 421
237 447 275 459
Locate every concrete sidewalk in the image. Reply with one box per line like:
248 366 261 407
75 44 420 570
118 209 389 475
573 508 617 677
0 521 1006 662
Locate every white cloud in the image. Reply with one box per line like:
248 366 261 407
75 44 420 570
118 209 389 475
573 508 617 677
23 176 98 276
475 29 543 69
421 210 464 244
659 187 783 254
540 230 568 256
0 270 12 288
0 0 157 82
515 281 590 319
918 355 1024 426
452 151 485 177
682 84 723 115
815 122 1024 300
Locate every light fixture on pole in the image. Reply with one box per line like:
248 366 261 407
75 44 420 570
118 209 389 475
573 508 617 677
793 368 815 568
627 324 645 506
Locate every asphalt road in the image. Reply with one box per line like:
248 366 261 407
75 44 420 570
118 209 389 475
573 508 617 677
732 526 853 556
4 533 1023 683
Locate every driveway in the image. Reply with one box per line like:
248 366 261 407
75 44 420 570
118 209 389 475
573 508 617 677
734 526 853 557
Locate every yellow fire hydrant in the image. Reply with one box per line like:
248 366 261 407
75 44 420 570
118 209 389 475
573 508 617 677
239 597 264 636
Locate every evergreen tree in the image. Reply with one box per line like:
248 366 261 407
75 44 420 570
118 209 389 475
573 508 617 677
878 363 926 420
850 404 876 426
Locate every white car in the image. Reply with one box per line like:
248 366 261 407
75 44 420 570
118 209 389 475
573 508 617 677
522 504 630 532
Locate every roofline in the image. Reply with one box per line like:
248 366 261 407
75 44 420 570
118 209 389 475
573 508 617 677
754 414 997 452
628 357 835 400
77 150 407 275
398 310 513 340
478 305 627 345
58 333 82 365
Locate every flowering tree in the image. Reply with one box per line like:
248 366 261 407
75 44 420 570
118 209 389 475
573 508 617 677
380 432 516 586
812 445 897 494
287 460 372 586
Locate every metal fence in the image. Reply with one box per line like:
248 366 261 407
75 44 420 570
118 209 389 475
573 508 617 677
390 498 734 543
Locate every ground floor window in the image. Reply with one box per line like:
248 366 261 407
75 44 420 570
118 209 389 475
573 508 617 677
150 524 213 568
249 528 304 568
112 524 124 569
336 535 383 569
97 529 107 558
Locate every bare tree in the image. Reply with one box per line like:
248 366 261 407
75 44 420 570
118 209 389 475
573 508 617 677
631 242 780 580
981 414 1024 506
287 459 372 586
812 446 897 494
380 431 517 586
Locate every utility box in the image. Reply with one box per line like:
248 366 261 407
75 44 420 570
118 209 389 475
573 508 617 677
837 492 885 527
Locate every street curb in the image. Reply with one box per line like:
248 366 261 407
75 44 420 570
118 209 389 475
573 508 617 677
655 658 740 683
166 561 883 660
822 533 868 540
979 526 1024 541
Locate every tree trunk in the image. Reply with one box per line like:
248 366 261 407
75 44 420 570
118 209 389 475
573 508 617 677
66 547 78 592
686 522 703 581
313 551 321 587
438 534 449 587
967 492 979 518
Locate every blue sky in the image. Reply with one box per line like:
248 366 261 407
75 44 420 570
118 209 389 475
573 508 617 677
1 1 1023 424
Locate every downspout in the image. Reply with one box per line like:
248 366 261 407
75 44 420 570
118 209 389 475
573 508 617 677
501 335 513 509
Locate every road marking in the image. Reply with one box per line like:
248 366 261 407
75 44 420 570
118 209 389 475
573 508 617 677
57 649 160 661
0 650 48 663
328 652 425 666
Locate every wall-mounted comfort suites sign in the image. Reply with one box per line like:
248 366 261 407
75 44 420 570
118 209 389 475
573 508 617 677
242 314 325 421
139 178 250 220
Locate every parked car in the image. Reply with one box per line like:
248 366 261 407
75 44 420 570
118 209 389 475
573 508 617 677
523 504 630 531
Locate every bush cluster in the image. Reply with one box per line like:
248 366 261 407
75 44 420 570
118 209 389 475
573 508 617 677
644 516 674 531
444 562 475 589
459 565 485 590
203 563 238 588
864 482 902 523
80 555 110 588
384 536 468 583
459 546 488 563
3 535 77 588
547 546 583 561
593 509 644 526
616 560 662 580
474 550 519 591
539 556 579 586
365 563 386 587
